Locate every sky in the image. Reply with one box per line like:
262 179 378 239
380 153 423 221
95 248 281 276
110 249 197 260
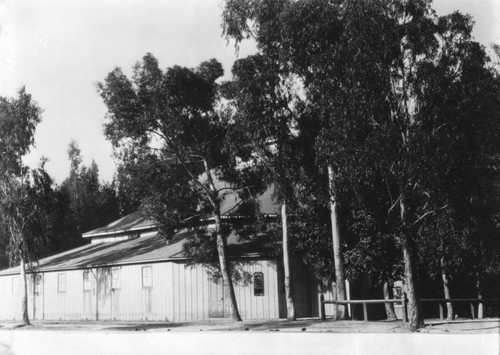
0 0 498 184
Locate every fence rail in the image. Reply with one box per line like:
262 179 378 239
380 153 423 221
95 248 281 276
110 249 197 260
319 295 500 322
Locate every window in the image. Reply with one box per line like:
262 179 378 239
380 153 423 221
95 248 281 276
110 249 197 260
12 277 19 294
83 270 92 291
34 275 42 294
111 268 120 290
57 273 66 293
253 272 264 296
142 266 152 288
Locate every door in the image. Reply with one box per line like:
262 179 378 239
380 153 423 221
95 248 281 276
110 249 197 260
83 270 94 320
142 266 153 320
143 288 152 319
111 289 120 320
208 279 230 318
33 274 43 320
111 268 121 320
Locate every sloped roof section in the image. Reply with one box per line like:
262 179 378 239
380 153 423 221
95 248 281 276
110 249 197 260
83 184 280 239
82 210 155 238
0 231 278 276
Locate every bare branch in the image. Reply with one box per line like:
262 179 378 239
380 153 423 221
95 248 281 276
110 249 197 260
388 194 402 215
162 136 216 208
413 210 435 226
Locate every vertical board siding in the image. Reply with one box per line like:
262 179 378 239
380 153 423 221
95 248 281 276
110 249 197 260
0 257 296 321
196 264 205 321
230 259 280 320
185 265 192 321
0 276 19 319
321 282 337 317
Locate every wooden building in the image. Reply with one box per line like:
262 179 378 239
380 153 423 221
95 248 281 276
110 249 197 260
0 211 324 321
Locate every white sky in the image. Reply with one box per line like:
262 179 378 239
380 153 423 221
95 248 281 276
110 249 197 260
0 0 498 184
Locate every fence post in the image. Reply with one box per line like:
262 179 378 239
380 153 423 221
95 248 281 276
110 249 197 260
470 302 475 319
402 293 408 323
362 302 368 321
478 296 483 319
319 294 325 321
439 302 444 320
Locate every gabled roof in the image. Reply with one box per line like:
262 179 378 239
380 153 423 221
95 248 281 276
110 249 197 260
0 231 278 276
82 184 281 239
0 183 282 276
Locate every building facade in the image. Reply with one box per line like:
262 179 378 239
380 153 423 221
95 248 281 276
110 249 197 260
0 211 324 321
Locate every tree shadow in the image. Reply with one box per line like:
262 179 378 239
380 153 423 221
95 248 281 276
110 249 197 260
31 235 180 271
26 230 278 273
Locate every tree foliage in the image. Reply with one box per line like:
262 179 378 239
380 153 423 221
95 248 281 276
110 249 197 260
0 88 44 264
0 87 44 324
47 141 121 253
222 0 500 328
98 54 244 320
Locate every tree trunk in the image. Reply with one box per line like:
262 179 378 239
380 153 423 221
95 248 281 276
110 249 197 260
328 165 346 320
20 256 30 325
400 197 424 330
440 256 453 320
202 161 241 322
281 203 296 320
383 281 397 320
214 202 242 321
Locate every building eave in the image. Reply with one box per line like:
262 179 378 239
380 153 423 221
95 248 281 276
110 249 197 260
0 253 278 276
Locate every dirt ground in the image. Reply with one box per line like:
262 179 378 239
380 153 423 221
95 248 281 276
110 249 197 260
1 317 499 334
1 319 499 355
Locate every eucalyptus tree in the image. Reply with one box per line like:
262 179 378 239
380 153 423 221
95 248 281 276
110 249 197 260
221 0 500 329
220 54 305 320
330 2 500 327
64 142 119 231
312 1 500 328
98 54 243 321
222 0 351 319
46 141 121 253
413 13 500 316
0 87 44 325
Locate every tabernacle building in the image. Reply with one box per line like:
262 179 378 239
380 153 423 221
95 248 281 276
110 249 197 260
0 210 334 321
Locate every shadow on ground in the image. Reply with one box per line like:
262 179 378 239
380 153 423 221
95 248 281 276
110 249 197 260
1 318 498 334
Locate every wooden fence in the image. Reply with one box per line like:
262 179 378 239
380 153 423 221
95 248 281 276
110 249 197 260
319 295 500 322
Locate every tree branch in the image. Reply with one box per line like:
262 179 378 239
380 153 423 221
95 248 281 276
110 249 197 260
162 135 216 209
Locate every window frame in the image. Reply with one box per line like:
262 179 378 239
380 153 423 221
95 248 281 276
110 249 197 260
142 266 152 289
83 270 92 291
57 273 66 293
34 274 42 294
12 277 19 294
253 272 264 296
111 268 121 290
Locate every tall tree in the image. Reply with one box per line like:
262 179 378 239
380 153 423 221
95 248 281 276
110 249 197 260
221 54 302 320
222 0 500 329
47 141 120 253
0 87 43 325
323 2 500 328
413 12 500 316
98 54 243 321
222 0 350 320
63 141 119 233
